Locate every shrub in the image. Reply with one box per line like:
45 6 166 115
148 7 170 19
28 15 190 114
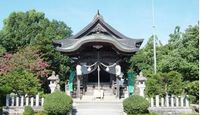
123 95 150 115
43 91 73 115
23 106 34 115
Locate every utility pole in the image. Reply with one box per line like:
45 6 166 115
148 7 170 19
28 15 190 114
152 0 157 74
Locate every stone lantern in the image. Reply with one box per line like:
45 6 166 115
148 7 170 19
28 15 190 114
48 71 60 93
135 72 147 97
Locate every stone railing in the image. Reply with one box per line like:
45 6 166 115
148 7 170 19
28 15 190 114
5 94 44 107
148 94 192 114
3 94 44 114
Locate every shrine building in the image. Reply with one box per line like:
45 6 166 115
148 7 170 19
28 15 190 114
53 11 143 99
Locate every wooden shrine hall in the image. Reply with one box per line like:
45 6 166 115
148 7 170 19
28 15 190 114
53 11 143 99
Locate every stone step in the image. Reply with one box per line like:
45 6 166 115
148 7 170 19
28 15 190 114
72 101 124 115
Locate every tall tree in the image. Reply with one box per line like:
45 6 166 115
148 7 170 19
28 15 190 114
0 10 73 91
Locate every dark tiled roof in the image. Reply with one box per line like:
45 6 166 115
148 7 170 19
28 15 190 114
53 11 143 53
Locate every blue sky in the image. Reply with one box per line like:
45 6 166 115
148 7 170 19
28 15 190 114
0 0 198 46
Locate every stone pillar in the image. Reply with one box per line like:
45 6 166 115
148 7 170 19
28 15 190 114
20 96 24 107
41 98 44 106
16 97 19 106
76 65 82 99
150 97 154 107
176 96 179 107
161 97 164 107
36 94 39 106
11 96 14 106
165 94 169 107
155 95 159 107
6 94 9 106
171 95 174 107
26 97 29 106
77 76 81 98
185 95 189 107
30 97 34 106
180 96 184 107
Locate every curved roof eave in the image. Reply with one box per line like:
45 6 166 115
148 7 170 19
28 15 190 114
56 34 140 53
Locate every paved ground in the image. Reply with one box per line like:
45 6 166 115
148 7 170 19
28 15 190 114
72 102 125 115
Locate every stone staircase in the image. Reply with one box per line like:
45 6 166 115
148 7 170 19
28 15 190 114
71 83 125 115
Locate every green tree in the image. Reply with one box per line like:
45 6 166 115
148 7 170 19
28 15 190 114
0 69 40 95
130 24 198 103
0 10 73 91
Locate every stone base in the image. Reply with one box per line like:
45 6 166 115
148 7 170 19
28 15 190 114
148 107 193 115
3 106 43 115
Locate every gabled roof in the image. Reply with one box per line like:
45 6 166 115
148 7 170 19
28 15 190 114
53 11 143 54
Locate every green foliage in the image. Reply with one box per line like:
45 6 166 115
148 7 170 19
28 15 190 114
145 71 183 97
184 81 199 104
0 45 6 56
23 106 34 115
43 91 73 115
123 95 150 114
0 10 72 93
130 25 199 103
34 111 47 115
0 69 40 95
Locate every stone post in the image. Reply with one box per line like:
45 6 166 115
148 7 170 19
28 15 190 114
180 96 184 107
165 94 169 107
6 94 9 106
16 97 19 106
176 96 179 107
155 95 159 107
76 65 82 99
36 94 39 106
30 97 34 106
150 97 154 107
185 95 189 107
171 95 174 107
41 97 44 106
26 97 29 106
11 96 14 106
20 96 24 107
161 97 164 107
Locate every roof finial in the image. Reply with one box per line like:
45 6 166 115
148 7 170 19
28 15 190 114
97 9 100 15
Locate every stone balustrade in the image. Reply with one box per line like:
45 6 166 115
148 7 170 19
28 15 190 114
148 94 192 114
150 94 189 107
6 94 44 107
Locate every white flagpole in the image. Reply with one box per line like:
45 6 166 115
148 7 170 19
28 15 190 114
152 0 157 74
